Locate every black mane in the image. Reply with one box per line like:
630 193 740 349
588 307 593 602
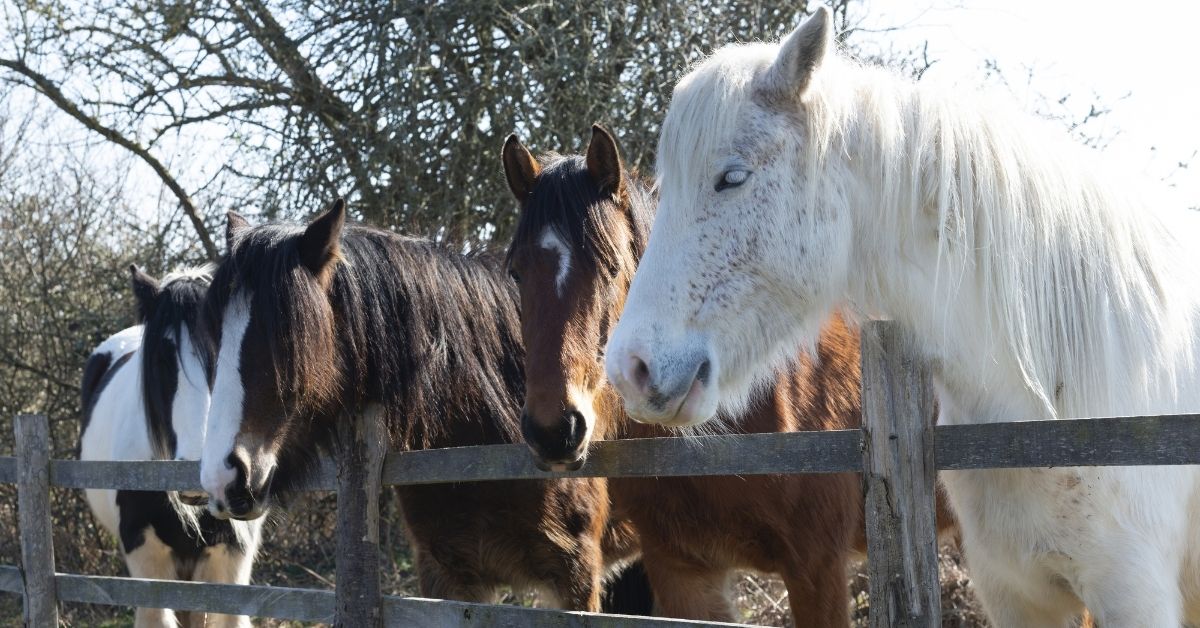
202 221 525 494
140 272 212 460
507 154 655 270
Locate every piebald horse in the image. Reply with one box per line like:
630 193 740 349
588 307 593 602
197 206 648 611
81 265 262 628
606 7 1200 627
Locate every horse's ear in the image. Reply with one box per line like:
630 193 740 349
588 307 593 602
129 264 161 322
762 6 834 101
502 134 541 203
586 124 625 198
299 198 346 276
226 211 251 252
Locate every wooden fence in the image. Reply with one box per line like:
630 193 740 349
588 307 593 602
3 320 1200 627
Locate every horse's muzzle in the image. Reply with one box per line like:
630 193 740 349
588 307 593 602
177 490 209 507
521 408 590 473
530 456 587 473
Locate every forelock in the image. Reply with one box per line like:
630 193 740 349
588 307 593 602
509 154 631 274
656 44 776 196
202 224 341 410
141 266 213 458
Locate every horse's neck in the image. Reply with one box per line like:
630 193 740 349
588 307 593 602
858 200 1200 425
348 245 522 450
843 87 1200 421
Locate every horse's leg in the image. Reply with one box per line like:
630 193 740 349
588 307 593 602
190 542 256 628
640 552 735 621
540 541 604 612
1074 552 1182 628
970 563 1076 628
415 548 498 604
783 553 849 628
125 530 181 628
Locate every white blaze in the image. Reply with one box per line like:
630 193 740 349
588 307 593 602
201 292 251 499
171 328 211 462
539 227 572 297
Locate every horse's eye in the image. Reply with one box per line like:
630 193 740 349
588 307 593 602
508 269 520 284
715 169 750 192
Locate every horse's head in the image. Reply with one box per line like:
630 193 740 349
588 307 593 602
607 8 854 427
504 126 649 470
200 201 346 520
131 264 214 505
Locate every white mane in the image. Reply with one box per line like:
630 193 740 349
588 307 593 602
162 263 216 286
832 62 1200 417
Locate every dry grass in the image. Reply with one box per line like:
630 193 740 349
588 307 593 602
733 544 989 627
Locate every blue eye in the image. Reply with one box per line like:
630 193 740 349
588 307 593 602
715 169 750 191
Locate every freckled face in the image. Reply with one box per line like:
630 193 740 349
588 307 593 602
608 91 853 423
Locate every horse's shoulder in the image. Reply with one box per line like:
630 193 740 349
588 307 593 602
93 325 144 357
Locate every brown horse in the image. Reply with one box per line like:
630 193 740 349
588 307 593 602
503 126 955 625
197 205 647 611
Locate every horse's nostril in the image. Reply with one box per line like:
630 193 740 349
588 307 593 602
696 359 712 385
226 451 248 477
629 355 651 391
565 410 587 445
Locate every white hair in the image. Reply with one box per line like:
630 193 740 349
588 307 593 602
162 263 216 287
660 40 1200 418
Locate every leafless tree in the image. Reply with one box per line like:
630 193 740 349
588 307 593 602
1 1 868 252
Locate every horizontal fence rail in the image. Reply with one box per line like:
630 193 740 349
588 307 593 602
7 414 1200 492
55 574 335 622
935 414 1200 469
0 456 12 483
0 565 22 594
51 574 747 627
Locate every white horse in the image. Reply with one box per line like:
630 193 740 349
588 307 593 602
605 7 1200 627
81 265 263 628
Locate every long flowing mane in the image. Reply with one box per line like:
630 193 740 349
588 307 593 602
838 62 1200 415
671 44 1200 416
507 154 655 271
204 221 525 489
141 266 214 459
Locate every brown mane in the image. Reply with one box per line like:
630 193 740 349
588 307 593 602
201 210 649 612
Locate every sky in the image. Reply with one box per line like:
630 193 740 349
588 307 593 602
853 0 1200 204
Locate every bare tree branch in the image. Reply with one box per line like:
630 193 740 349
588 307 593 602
0 58 219 260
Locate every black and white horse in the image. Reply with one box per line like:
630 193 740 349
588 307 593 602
80 265 263 628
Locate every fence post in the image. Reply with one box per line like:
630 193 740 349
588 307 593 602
15 414 59 627
860 322 940 628
334 405 385 628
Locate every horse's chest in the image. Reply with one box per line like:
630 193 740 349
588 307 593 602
941 468 1115 581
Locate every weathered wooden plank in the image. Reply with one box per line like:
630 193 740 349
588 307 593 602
0 565 23 594
383 596 757 627
335 405 386 627
935 414 1200 469
15 414 60 626
49 458 338 491
55 574 335 621
383 430 864 485
51 573 752 626
0 456 14 484
860 322 940 628
37 413 1200 497
51 459 203 491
